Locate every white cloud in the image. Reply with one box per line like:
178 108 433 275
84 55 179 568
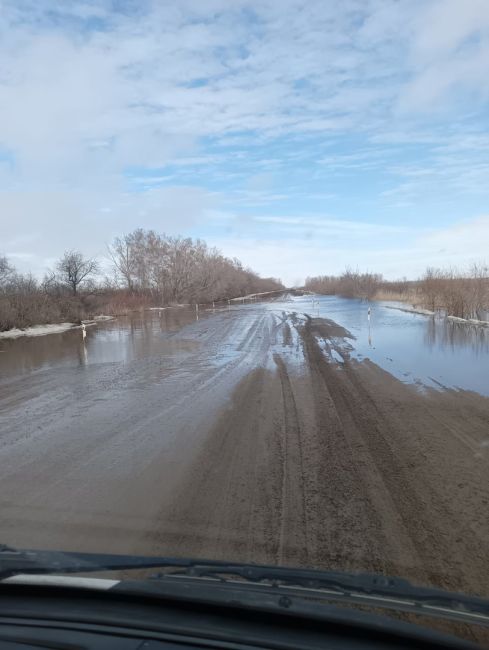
252 215 411 235
399 0 489 111
0 1 488 281
0 0 435 186
1 186 215 276
417 215 489 259
212 215 489 285
211 236 411 286
0 1 486 175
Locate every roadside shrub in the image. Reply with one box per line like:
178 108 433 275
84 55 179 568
419 264 489 319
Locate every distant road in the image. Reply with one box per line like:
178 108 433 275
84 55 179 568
0 299 488 606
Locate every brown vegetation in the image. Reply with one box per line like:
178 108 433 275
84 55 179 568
54 250 100 296
419 264 489 319
305 270 388 300
0 231 283 332
107 229 281 303
305 263 489 321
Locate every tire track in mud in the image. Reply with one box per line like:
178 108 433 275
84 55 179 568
2 301 489 642
142 307 489 606
346 361 489 594
149 366 280 562
305 318 430 570
301 316 489 596
146 312 314 566
237 312 267 351
0 308 277 546
281 322 292 347
299 335 400 573
273 353 309 566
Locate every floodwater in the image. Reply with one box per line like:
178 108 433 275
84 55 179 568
0 307 206 380
1 296 488 396
1 296 488 646
278 294 489 396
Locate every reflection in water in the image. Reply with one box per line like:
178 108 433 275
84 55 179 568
283 295 489 396
425 317 436 349
1 298 488 396
423 315 489 355
76 341 88 367
0 307 201 380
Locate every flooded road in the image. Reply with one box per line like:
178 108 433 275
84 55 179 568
0 306 205 378
295 295 489 395
1 295 487 394
0 295 488 638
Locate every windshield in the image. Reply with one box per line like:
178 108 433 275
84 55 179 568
0 0 488 645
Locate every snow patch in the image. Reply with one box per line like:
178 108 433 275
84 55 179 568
0 323 76 339
0 315 116 339
386 304 489 327
447 315 489 327
94 314 114 321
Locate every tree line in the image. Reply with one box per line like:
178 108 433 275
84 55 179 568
0 229 283 331
305 263 489 320
106 229 282 303
304 270 385 300
418 264 488 320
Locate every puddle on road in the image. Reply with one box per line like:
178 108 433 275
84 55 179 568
0 307 206 379
267 295 489 396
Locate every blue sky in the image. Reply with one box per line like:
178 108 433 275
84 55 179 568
1 0 488 285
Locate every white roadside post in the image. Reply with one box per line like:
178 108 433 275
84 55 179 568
196 303 199 320
81 323 86 341
368 306 372 346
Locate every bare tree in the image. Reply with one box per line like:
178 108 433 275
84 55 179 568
107 235 137 291
108 228 284 304
2 233 285 331
419 267 442 311
469 261 489 320
418 263 489 318
0 255 14 286
56 250 99 295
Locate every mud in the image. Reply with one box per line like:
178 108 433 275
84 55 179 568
0 303 488 641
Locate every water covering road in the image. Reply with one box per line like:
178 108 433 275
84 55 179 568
0 295 488 640
303 295 489 395
1 295 488 394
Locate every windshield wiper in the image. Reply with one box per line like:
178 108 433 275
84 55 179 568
1 546 488 626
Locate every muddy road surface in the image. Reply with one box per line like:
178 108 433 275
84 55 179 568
1 299 488 608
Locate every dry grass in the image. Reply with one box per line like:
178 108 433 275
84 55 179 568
305 264 488 321
373 288 418 303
